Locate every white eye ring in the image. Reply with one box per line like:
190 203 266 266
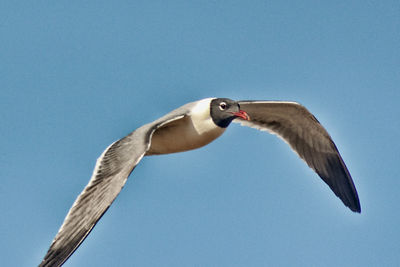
219 102 227 110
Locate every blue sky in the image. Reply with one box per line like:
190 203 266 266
1 1 399 266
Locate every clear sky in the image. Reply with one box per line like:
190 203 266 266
1 1 399 266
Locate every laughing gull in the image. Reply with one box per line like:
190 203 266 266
39 97 360 266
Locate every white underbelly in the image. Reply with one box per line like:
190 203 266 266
146 116 225 155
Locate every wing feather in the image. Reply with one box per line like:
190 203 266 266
39 112 187 267
235 101 361 212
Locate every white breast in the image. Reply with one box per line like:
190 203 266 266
146 98 226 155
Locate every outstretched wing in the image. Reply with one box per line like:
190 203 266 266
235 101 360 213
39 113 186 267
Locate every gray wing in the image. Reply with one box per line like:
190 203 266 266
235 101 361 213
39 110 188 267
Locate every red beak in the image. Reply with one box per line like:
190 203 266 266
232 110 250 120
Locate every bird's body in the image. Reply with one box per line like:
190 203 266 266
39 97 360 267
147 98 225 155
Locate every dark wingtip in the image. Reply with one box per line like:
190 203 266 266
339 184 361 213
349 200 361 213
347 204 361 213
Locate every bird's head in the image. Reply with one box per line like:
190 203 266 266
210 98 250 128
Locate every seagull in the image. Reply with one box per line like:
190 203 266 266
39 98 361 266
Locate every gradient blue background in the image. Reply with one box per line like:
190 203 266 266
1 1 399 266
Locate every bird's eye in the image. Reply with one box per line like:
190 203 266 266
219 102 227 110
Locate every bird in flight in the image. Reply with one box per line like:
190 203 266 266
39 98 360 266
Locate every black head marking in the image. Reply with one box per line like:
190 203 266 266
210 98 240 128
